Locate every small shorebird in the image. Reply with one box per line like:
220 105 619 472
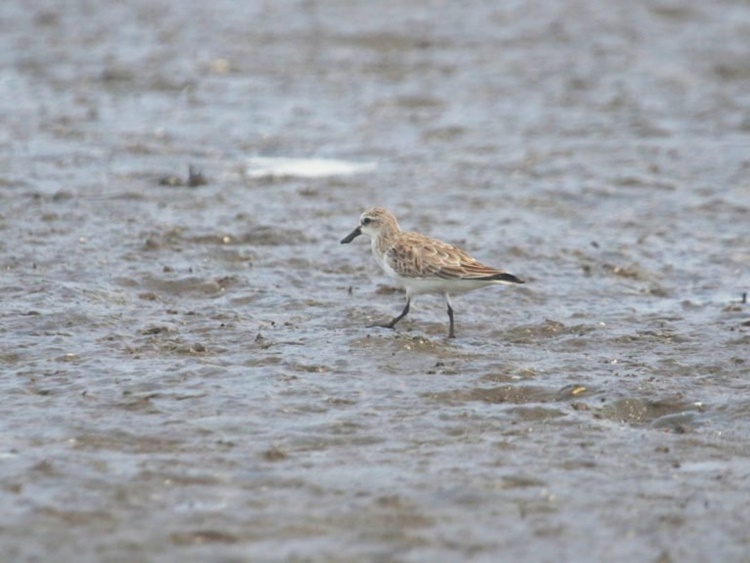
341 207 524 338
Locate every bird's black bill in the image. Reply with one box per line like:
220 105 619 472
340 226 362 244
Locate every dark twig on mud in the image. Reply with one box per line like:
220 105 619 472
157 164 208 187
187 164 207 187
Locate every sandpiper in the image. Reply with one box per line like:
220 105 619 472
341 207 524 338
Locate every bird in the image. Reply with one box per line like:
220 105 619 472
340 207 524 338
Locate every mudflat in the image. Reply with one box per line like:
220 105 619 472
1 1 749 561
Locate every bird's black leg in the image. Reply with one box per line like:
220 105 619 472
447 302 455 339
369 297 410 330
445 293 456 338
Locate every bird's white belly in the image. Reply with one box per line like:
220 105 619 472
399 276 496 294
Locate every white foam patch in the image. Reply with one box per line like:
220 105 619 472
245 157 376 179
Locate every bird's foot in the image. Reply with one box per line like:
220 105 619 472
367 321 397 330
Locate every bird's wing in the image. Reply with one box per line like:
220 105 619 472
387 233 508 280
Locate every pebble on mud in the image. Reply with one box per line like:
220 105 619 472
556 384 588 400
170 531 239 545
263 446 288 461
140 326 169 335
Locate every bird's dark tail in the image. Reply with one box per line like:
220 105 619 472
484 272 525 284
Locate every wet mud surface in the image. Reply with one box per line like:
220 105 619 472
1 0 749 561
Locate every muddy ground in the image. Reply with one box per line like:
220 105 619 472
1 0 749 561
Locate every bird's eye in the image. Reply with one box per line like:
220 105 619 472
362 217 372 226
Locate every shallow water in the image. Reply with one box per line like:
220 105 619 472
1 0 749 561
